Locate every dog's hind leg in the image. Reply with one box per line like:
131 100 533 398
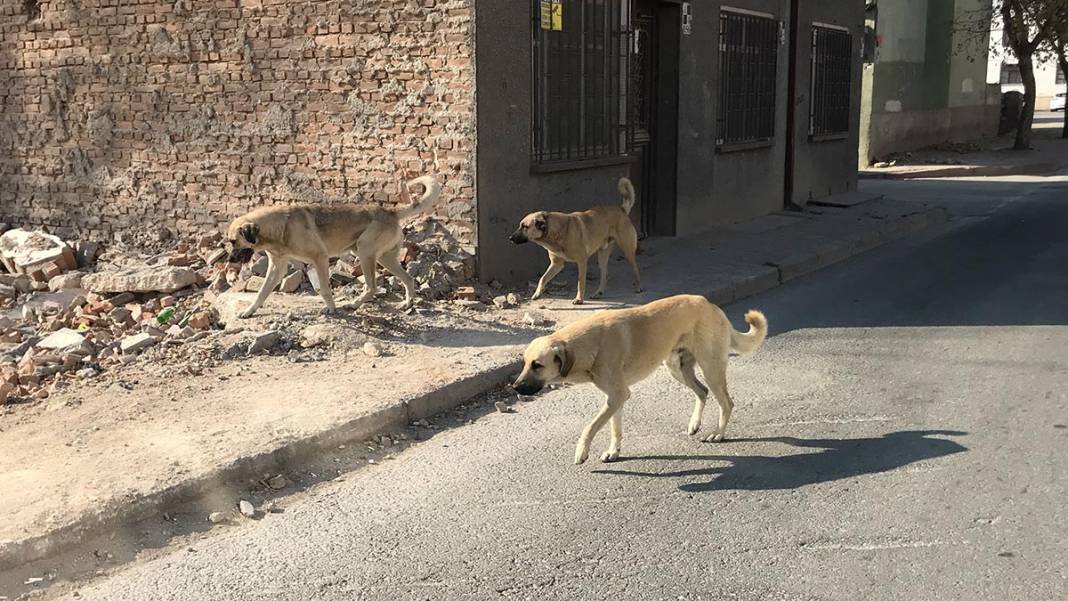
573 257 589 304
575 386 628 465
618 227 642 293
696 355 733 442
311 255 337 314
592 245 612 298
532 254 566 300
348 247 379 308
666 349 710 435
377 244 418 309
239 251 287 318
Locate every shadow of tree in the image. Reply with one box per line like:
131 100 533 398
593 430 968 493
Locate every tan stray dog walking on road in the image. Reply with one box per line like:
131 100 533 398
225 175 441 318
512 295 768 464
509 177 642 304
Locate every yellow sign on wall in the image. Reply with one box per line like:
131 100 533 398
541 0 563 31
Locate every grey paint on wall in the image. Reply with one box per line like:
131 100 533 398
474 0 630 285
789 0 864 204
675 0 790 232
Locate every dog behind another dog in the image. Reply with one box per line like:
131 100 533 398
513 295 767 464
510 177 641 304
226 175 441 318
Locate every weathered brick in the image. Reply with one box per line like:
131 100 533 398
0 0 476 265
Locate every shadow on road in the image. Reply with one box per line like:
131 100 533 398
593 430 968 492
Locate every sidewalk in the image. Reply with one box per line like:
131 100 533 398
860 119 1068 180
0 192 945 573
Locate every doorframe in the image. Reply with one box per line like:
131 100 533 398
632 0 681 237
652 0 680 236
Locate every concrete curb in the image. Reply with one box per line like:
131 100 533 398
0 205 947 572
860 163 1055 180
706 206 947 303
0 359 520 572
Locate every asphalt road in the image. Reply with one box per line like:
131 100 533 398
55 175 1068 600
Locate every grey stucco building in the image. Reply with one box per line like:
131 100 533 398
475 0 864 284
858 0 1000 167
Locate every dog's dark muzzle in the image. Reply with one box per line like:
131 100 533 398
228 248 254 264
509 231 528 244
512 378 544 396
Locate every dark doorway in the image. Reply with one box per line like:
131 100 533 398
629 0 679 238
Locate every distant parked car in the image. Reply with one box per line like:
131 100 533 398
1051 92 1066 112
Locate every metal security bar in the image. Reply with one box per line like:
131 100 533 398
717 10 779 147
1000 63 1023 84
809 25 852 137
532 0 634 166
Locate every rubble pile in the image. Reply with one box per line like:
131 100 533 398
0 230 229 405
0 223 496 407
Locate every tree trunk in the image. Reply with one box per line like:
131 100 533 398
1060 58 1068 139
1015 56 1037 150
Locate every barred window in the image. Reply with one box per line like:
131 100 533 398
532 0 633 166
1056 65 1065 85
1000 63 1023 85
809 25 853 138
717 9 779 148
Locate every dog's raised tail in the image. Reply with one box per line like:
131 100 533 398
618 177 636 215
730 310 768 355
398 175 442 220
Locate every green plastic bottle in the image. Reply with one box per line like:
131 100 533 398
156 307 176 325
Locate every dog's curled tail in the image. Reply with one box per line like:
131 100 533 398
618 177 636 215
398 175 442 220
730 310 768 355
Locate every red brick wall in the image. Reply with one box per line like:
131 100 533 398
0 0 475 251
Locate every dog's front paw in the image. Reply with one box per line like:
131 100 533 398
238 307 256 319
702 432 726 443
600 449 620 463
687 419 701 436
531 291 543 301
572 298 584 305
320 306 338 316
592 290 605 298
574 447 589 465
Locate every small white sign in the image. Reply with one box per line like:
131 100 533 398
681 3 692 35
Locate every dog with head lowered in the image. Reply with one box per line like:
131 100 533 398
226 175 441 318
510 177 641 304
513 295 767 464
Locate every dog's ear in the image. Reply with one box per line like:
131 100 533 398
534 213 547 231
239 223 259 245
552 342 573 377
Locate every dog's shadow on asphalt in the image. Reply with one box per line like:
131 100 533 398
592 430 968 493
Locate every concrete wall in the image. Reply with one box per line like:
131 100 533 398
860 0 998 164
675 0 789 233
949 0 992 109
0 0 476 251
476 0 862 284
788 0 863 205
474 0 631 284
867 104 1001 158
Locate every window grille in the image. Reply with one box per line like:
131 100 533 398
532 0 634 166
1000 63 1023 85
717 9 779 147
809 25 853 137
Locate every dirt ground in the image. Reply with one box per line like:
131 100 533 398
0 290 551 556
